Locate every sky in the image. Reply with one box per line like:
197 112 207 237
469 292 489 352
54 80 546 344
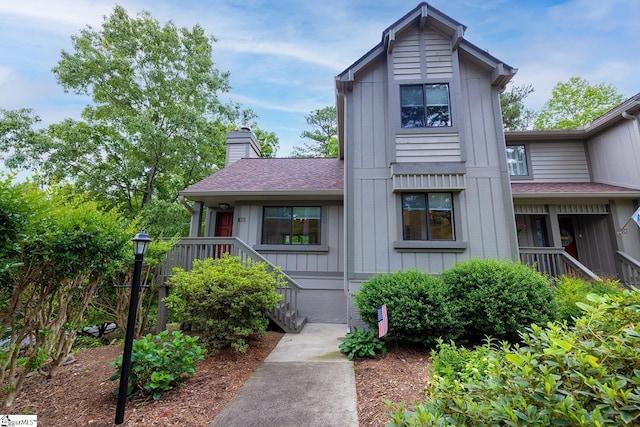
1 0 640 159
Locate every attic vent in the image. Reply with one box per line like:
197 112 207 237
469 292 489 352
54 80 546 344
241 126 251 132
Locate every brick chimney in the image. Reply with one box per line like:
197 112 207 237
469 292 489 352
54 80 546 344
225 127 260 167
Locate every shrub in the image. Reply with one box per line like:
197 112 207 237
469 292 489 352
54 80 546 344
440 258 558 342
354 270 461 346
110 330 204 401
429 338 497 384
339 327 387 360
555 275 623 324
387 289 640 426
164 255 283 352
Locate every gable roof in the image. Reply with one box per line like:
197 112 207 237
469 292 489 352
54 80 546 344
335 2 517 158
335 2 516 93
180 158 344 202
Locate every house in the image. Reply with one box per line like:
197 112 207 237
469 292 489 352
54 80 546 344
506 93 640 282
158 3 640 332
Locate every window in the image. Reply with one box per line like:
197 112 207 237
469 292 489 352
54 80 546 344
400 84 451 128
402 193 454 240
261 207 321 245
506 144 528 176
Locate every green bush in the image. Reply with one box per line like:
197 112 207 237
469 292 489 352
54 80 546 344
555 275 623 324
440 259 558 342
164 255 283 352
354 270 461 346
387 290 640 426
110 330 204 401
339 327 387 360
429 338 497 384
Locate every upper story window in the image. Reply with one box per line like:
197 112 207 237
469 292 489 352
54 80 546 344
400 84 451 128
261 207 321 245
402 193 454 241
506 144 529 176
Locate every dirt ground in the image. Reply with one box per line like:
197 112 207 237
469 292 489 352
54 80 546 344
9 331 430 427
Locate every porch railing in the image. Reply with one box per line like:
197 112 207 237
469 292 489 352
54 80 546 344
519 247 601 282
617 251 640 289
157 237 305 334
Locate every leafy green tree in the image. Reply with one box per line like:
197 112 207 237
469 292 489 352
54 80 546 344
291 106 338 157
500 83 535 130
0 7 276 214
253 128 279 158
534 77 626 129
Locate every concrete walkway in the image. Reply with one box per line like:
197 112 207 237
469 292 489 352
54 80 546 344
209 323 358 427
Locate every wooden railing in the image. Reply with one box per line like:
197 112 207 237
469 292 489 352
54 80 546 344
617 251 640 289
157 237 305 333
519 247 601 282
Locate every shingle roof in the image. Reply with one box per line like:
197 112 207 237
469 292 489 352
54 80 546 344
511 182 640 197
181 158 344 194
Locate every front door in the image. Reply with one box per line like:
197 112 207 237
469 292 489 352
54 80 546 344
558 216 578 259
215 211 233 257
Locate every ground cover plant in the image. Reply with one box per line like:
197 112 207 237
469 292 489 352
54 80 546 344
109 330 204 401
339 327 387 360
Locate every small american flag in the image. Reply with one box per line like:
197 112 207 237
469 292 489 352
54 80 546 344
632 207 640 229
377 304 388 338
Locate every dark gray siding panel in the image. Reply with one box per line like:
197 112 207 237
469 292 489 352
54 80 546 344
589 119 640 189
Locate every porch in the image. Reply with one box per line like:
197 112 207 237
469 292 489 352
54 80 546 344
155 238 640 334
519 247 640 288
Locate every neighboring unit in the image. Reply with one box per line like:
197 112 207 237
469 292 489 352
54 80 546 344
507 93 640 284
158 3 640 332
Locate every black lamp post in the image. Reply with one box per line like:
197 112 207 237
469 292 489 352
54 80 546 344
115 230 152 425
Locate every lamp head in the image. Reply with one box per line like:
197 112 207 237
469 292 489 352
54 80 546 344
132 230 152 255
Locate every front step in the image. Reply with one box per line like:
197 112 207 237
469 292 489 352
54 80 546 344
270 300 306 333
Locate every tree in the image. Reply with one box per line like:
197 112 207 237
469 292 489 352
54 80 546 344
0 178 132 406
291 106 338 158
534 77 626 129
253 127 279 158
0 7 268 213
500 83 535 130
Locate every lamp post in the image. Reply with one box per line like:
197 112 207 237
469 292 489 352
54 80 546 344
115 230 152 425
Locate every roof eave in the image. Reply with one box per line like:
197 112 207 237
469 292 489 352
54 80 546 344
457 42 517 89
505 129 587 141
180 189 344 199
512 191 640 199
336 2 470 92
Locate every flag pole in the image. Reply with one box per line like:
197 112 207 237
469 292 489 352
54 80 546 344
617 217 634 234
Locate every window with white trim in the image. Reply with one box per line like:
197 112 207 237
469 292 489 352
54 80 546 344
402 193 454 240
400 84 451 128
506 144 529 176
261 207 321 245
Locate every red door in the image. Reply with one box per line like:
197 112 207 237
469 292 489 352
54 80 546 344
558 216 578 260
215 212 233 257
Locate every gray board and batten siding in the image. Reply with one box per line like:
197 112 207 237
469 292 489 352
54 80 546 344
589 118 640 189
232 201 347 323
337 4 519 327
